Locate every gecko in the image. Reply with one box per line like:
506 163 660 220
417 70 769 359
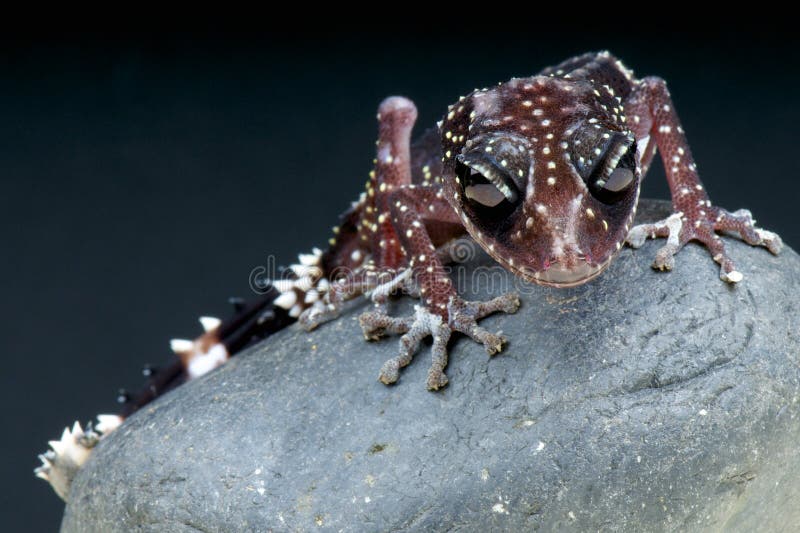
36 51 782 501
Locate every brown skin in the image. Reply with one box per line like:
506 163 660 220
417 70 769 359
309 51 781 388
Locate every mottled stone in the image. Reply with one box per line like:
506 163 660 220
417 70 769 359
63 200 800 532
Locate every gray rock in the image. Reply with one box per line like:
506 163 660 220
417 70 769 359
62 200 800 532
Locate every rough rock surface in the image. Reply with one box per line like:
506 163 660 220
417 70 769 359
62 200 800 532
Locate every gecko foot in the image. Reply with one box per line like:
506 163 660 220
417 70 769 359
626 206 782 283
359 293 520 390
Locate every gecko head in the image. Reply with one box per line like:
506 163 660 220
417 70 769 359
439 75 641 287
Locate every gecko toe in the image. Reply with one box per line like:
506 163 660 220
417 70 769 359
378 359 401 384
625 224 651 248
756 229 783 255
359 310 412 340
720 269 743 283
652 243 678 271
426 367 449 390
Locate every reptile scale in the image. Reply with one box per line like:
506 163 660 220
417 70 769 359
36 51 782 501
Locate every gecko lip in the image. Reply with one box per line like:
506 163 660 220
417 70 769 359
534 257 604 287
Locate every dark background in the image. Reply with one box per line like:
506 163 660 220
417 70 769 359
2 27 798 530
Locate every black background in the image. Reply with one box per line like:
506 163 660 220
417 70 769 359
2 26 798 530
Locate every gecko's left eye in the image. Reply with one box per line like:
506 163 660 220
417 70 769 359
455 157 522 220
578 132 638 204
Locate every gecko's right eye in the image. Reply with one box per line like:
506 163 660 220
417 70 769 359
456 159 522 220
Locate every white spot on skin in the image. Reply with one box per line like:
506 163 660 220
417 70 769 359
378 145 394 165
547 162 556 170
547 177 556 186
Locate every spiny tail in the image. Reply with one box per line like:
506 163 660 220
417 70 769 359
36 116 431 502
36 247 334 501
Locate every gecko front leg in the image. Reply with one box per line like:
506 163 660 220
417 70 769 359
624 76 782 282
358 98 520 389
360 186 520 389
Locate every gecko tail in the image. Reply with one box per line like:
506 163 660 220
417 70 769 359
36 247 332 502
34 416 123 501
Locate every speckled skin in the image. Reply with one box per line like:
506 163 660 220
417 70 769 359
304 51 781 388
38 52 784 500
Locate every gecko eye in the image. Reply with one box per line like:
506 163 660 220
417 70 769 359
582 134 637 204
455 158 522 219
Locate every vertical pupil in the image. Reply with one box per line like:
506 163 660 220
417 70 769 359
587 140 637 204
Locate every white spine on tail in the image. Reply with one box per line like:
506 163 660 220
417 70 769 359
270 247 332 319
37 246 332 502
35 415 123 501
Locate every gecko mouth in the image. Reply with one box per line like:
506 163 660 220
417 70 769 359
502 255 610 288
534 259 604 287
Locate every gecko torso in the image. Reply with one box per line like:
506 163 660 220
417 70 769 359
37 51 782 500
